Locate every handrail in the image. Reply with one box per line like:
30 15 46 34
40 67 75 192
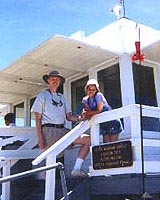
32 104 160 165
0 162 69 200
32 105 131 166
32 120 90 165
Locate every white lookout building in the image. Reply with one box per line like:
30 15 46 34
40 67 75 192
0 17 160 200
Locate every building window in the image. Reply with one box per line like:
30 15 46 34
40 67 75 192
98 64 122 109
133 63 160 131
71 76 88 116
14 102 24 126
30 97 36 127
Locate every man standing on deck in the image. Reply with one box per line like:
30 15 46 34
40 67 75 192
31 70 90 177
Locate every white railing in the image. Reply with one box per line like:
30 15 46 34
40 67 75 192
1 104 160 200
32 104 160 200
0 163 69 200
0 127 42 200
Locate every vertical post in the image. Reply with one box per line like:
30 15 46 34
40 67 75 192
45 154 56 200
59 164 69 200
130 105 142 173
2 161 11 200
132 24 150 198
137 27 145 195
119 53 135 137
122 0 125 18
24 97 30 126
89 68 97 80
90 120 100 172
119 0 125 18
139 61 146 196
154 64 160 108
90 121 100 146
130 105 141 139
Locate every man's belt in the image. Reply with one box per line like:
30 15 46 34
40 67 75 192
42 123 64 129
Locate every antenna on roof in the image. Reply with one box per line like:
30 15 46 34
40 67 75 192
119 0 126 18
111 0 125 19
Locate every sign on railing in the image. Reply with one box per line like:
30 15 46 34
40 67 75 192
92 140 133 169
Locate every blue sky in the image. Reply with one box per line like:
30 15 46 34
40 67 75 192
0 0 160 70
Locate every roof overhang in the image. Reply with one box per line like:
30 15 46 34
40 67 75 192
142 41 160 64
0 35 117 105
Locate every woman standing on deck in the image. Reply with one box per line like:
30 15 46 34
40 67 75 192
81 79 123 143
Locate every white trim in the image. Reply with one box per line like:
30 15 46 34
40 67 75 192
24 97 30 126
154 64 160 107
143 59 160 66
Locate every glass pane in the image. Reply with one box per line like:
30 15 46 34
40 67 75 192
71 76 88 116
133 64 160 131
30 97 36 127
14 102 24 127
97 64 122 109
133 64 157 106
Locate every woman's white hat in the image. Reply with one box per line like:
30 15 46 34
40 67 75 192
86 79 99 89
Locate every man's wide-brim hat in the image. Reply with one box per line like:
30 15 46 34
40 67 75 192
43 70 65 84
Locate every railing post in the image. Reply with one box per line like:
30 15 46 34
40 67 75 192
90 118 100 146
130 105 141 139
90 121 100 169
45 154 56 200
2 161 11 200
58 163 69 200
130 105 142 173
